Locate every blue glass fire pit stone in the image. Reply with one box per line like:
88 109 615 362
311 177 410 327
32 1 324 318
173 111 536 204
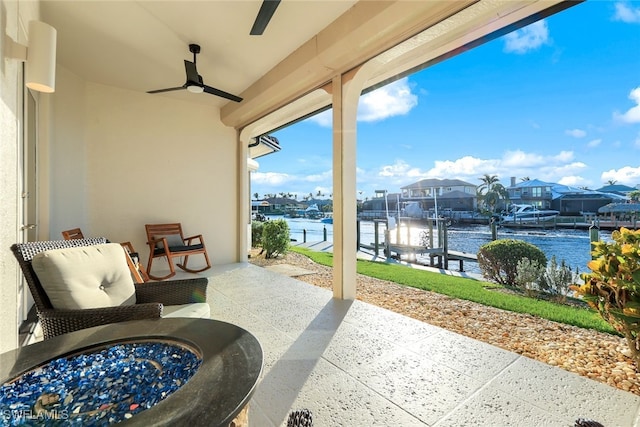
0 318 263 427
1 341 201 426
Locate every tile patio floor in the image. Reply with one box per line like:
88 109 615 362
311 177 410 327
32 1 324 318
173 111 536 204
204 262 640 427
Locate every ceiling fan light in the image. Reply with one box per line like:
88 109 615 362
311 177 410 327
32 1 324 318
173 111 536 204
187 85 204 94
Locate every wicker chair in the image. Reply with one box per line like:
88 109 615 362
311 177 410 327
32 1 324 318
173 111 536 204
11 238 209 340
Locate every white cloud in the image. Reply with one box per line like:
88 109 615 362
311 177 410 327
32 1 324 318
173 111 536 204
544 162 588 179
307 78 418 127
613 2 640 23
358 78 418 122
307 110 332 127
302 149 600 199
378 160 423 178
368 151 584 189
565 128 587 138
252 171 292 186
614 86 640 123
303 170 332 183
313 186 332 196
553 151 576 162
587 139 602 148
503 20 549 54
601 166 640 186
428 156 500 177
558 176 589 187
502 150 545 167
424 151 583 185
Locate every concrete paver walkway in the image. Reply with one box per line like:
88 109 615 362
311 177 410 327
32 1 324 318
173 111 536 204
205 262 640 427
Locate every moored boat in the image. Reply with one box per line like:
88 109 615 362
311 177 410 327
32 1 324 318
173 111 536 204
304 204 324 219
500 204 559 223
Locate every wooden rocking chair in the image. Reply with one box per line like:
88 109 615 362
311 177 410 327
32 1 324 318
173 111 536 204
145 223 211 280
61 228 84 240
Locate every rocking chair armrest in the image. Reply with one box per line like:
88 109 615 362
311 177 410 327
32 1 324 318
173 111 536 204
135 277 209 305
148 237 170 248
183 234 204 245
37 303 163 340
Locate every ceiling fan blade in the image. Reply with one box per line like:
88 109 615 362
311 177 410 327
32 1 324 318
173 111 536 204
147 86 186 94
250 0 281 35
184 60 200 84
203 85 243 102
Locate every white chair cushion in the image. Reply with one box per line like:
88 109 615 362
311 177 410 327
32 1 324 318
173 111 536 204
162 303 210 319
32 243 136 310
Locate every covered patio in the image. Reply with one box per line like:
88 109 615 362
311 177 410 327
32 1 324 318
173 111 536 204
206 263 639 426
4 1 638 424
1 0 584 349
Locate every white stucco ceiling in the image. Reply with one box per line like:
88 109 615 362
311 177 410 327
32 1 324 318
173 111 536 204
41 1 578 132
42 0 357 107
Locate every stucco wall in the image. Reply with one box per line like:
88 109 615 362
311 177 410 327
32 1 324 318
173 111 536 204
77 82 239 267
0 0 39 352
48 65 88 236
2 2 240 350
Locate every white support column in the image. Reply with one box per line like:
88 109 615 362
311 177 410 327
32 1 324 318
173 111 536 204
238 129 251 263
332 61 380 300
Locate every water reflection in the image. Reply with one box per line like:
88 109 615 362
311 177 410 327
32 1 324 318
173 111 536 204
274 216 610 275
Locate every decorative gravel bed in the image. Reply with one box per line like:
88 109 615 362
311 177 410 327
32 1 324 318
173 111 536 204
250 250 639 396
0 341 201 426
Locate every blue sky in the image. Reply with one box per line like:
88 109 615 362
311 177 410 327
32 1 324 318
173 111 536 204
252 1 640 200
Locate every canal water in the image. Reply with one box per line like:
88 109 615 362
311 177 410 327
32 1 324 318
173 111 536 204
273 216 612 275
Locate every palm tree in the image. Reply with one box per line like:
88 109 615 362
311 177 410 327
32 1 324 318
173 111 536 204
628 190 640 202
477 174 499 195
607 179 617 185
253 192 259 200
483 183 509 213
477 174 508 213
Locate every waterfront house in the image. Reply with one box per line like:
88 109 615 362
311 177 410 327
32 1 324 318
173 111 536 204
596 183 638 197
262 197 302 216
401 178 477 212
506 178 626 215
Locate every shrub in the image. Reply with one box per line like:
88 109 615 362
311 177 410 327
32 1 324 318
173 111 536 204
539 256 575 303
478 239 547 286
251 221 265 248
571 227 640 367
515 258 545 297
261 219 290 259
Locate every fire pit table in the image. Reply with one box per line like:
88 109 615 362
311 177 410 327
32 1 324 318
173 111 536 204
0 318 262 426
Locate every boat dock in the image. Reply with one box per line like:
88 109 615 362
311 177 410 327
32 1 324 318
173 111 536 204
500 218 639 231
357 217 478 272
385 244 478 272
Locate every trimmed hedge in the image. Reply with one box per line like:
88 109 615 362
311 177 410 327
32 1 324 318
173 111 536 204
478 239 547 286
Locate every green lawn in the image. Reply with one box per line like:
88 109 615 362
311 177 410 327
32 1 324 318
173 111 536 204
290 246 616 335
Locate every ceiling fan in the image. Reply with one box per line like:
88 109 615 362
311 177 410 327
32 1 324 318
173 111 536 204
147 44 242 103
250 0 281 35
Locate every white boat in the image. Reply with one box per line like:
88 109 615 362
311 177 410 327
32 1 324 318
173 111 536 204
500 204 559 223
304 204 324 219
320 213 333 224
